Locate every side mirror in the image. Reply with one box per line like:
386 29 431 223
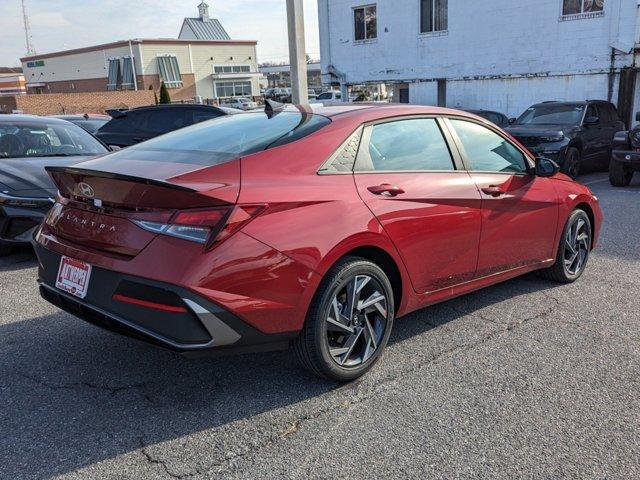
535 156 560 177
508 118 517 125
583 116 599 126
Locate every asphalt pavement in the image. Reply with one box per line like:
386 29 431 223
1 172 639 479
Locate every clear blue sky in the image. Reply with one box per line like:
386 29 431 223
0 0 320 66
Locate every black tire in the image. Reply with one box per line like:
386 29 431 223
609 159 634 187
538 209 592 284
294 256 395 382
562 147 581 180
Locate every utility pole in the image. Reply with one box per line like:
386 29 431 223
286 0 308 104
21 0 36 55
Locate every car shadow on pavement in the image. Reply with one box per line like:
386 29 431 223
0 248 38 273
0 271 561 479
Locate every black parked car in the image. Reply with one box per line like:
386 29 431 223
465 109 511 128
95 104 232 149
0 115 108 255
506 100 624 179
50 114 110 134
609 112 640 187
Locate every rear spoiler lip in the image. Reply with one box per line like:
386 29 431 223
44 166 198 193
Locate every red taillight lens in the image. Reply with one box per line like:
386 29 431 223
172 208 231 227
132 205 265 248
212 205 265 246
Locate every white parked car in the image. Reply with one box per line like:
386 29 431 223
225 97 258 111
309 90 344 104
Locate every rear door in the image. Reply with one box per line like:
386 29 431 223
446 118 559 277
353 116 482 294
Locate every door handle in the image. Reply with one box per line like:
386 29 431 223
481 186 506 197
367 184 406 197
132 137 144 143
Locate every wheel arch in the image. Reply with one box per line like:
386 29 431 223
574 202 596 249
312 235 412 316
342 245 403 314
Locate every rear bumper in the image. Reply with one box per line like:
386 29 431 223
612 150 640 169
0 205 47 246
35 243 297 355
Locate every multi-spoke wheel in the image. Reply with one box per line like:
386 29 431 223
294 257 395 381
539 209 592 283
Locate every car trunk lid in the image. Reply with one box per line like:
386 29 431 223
43 158 240 256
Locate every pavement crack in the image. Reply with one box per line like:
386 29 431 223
16 372 147 397
138 438 202 479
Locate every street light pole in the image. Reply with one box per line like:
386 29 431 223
286 0 308 104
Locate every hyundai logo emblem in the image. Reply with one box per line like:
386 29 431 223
76 182 95 198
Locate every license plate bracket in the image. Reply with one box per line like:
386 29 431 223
55 256 92 299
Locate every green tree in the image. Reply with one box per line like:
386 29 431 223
159 82 171 104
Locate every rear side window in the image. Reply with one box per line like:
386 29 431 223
144 109 192 134
356 118 454 172
192 109 224 124
101 112 140 134
105 111 331 166
451 119 528 173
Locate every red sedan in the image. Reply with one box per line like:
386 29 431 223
35 104 602 381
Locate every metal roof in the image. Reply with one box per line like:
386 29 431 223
182 18 230 40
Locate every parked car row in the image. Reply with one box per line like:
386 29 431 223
466 100 627 183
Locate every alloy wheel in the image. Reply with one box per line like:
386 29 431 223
563 216 590 276
325 274 389 368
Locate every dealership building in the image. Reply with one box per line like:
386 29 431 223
19 2 263 102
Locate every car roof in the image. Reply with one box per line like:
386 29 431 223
0 114 71 124
127 104 222 112
530 101 589 108
306 103 483 120
51 114 110 119
465 109 504 115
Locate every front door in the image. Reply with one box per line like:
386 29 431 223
353 117 482 293
582 103 607 167
447 118 559 278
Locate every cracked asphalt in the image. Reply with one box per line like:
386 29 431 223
1 172 639 479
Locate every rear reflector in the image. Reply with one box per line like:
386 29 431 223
132 204 266 247
112 293 188 313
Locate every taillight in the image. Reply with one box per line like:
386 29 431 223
132 205 266 247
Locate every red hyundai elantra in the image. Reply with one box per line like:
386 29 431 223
35 103 602 381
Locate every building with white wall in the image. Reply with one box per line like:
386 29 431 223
318 0 640 125
19 3 263 102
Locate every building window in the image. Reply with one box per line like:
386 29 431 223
106 58 121 91
213 65 252 74
214 80 252 98
121 57 135 90
562 0 604 18
354 5 377 42
157 55 183 89
420 0 448 33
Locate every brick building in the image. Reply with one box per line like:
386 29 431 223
19 3 263 102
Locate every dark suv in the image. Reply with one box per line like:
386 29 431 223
95 104 232 149
609 112 640 186
506 100 624 179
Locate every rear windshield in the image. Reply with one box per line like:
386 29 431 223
106 110 331 165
